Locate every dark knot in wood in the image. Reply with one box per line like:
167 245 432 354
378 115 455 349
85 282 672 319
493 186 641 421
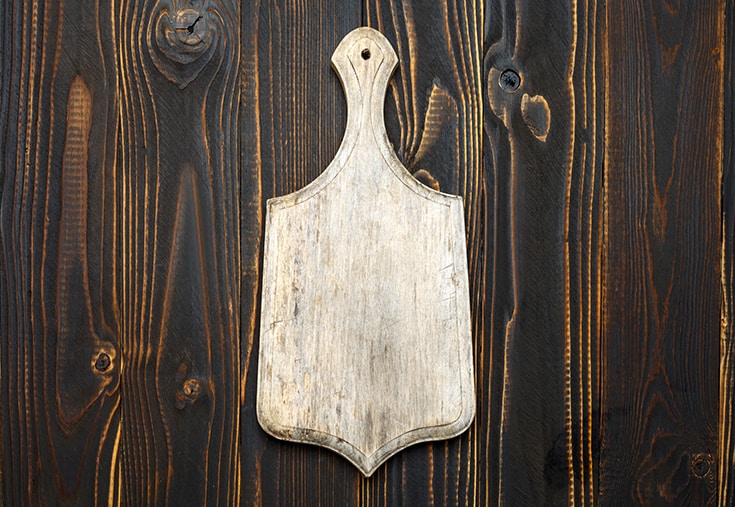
94 353 111 372
499 69 521 92
175 372 207 410
91 345 117 375
689 452 716 490
182 378 201 398
147 0 222 88
690 453 713 476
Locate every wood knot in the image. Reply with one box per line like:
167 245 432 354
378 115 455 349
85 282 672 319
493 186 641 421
690 452 716 489
486 64 523 128
147 0 221 88
174 360 207 409
94 353 111 372
176 377 205 409
498 69 521 92
91 345 117 375
182 378 201 397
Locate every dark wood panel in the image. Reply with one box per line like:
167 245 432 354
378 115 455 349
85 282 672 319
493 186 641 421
239 1 363 505
0 1 121 504
565 1 605 503
601 1 724 504
570 1 605 503
0 1 726 504
719 0 735 503
483 0 602 503
113 0 241 504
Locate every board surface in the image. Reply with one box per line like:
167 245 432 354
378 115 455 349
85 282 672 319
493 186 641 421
256 27 475 477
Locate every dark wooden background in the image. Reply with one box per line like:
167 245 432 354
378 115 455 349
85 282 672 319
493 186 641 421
0 0 729 505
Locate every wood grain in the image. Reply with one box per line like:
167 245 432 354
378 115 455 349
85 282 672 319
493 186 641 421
483 0 603 503
361 1 484 503
113 0 241 503
601 1 724 504
566 2 605 504
244 0 601 503
720 0 735 504
239 1 363 505
0 1 121 503
0 0 728 504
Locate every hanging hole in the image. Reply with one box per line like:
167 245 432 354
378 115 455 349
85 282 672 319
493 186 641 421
361 48 371 60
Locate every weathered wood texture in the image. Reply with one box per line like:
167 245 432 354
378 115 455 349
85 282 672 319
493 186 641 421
239 0 486 503
484 0 603 504
0 0 729 504
114 0 241 504
240 2 364 505
0 2 121 503
363 2 485 503
601 1 724 505
256 27 474 477
0 0 241 504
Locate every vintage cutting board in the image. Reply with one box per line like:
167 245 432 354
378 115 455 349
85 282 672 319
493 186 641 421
256 26 475 476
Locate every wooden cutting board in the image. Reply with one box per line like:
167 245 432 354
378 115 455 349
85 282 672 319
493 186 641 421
256 26 475 477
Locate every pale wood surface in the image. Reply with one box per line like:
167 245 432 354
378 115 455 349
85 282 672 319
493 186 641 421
256 27 475 477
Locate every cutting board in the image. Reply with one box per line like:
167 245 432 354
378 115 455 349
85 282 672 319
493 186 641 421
256 26 475 477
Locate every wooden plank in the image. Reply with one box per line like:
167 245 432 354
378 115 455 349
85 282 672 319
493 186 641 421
0 1 121 503
363 0 483 503
113 0 240 503
483 0 603 503
720 0 735 503
256 27 474 477
566 2 605 503
601 1 724 504
239 1 363 504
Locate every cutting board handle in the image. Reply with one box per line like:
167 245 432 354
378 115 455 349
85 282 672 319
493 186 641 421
331 27 398 156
